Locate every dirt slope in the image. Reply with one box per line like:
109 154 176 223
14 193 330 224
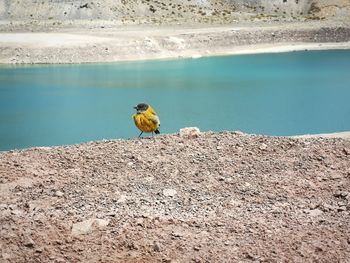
1 0 349 26
1 132 349 262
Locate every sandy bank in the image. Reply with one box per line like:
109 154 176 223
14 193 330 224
1 22 350 64
293 131 350 140
0 131 349 262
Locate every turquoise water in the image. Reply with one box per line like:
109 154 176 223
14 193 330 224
1 50 350 151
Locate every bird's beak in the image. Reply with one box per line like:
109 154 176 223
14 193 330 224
133 106 137 110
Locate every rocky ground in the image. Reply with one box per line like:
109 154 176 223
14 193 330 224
1 131 349 262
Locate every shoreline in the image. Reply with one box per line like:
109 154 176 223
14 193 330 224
0 23 350 64
212 41 350 56
292 131 350 140
1 42 350 67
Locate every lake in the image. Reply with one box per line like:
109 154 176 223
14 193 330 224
1 50 350 151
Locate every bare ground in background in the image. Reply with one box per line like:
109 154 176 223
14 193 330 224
0 22 350 64
0 0 349 64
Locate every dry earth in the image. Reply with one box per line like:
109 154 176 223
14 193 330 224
1 131 350 262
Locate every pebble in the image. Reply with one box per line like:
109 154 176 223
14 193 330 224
117 195 127 203
35 247 43 253
233 131 245 136
179 127 201 139
54 239 63 245
55 191 64 197
11 209 23 216
136 218 144 226
334 191 348 198
23 237 35 248
259 143 268 150
308 209 323 217
225 177 233 183
309 203 319 210
71 218 110 236
153 241 161 252
337 201 347 207
171 231 184 238
337 206 346 212
106 211 117 217
163 188 177 197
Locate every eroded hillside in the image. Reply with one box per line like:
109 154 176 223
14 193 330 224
1 0 348 25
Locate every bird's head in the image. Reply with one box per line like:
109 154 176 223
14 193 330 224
134 103 149 113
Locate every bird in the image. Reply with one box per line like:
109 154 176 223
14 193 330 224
132 103 160 137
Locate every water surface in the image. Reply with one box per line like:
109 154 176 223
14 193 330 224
1 50 350 151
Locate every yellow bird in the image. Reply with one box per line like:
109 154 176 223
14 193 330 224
133 103 160 137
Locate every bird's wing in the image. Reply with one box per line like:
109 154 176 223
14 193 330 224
149 107 157 115
149 114 160 126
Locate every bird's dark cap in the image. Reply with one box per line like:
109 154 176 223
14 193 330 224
134 103 149 111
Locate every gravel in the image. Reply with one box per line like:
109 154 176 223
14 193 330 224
0 131 349 262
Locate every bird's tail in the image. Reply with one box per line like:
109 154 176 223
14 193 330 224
154 129 160 134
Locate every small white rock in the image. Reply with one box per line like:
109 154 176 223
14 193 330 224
179 127 201 139
71 218 110 236
55 191 64 197
117 195 127 203
233 130 245 136
136 218 144 226
94 218 110 228
309 209 323 217
163 188 177 197
259 143 268 150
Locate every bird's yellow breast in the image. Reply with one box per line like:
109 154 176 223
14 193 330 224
133 106 160 133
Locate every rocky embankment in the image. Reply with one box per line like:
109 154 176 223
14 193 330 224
0 0 350 64
1 131 349 262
